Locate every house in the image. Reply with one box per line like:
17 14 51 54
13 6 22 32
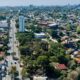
48 22 58 29
0 44 3 47
64 42 76 49
0 20 8 29
33 76 47 80
34 32 46 39
0 20 9 34
0 52 5 58
70 50 80 64
61 36 69 41
51 62 67 70
66 48 74 54
38 21 48 27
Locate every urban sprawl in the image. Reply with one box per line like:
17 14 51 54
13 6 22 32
0 5 80 80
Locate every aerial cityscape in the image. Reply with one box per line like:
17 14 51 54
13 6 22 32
0 0 80 80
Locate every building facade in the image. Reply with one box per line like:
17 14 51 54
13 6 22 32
19 16 25 32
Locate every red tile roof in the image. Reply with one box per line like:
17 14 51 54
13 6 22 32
0 51 5 57
54 64 67 70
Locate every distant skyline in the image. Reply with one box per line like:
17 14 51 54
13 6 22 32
0 0 80 6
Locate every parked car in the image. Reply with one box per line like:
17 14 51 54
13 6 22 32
20 63 24 67
13 56 19 60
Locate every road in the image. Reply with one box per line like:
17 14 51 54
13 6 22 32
6 19 22 80
47 33 58 43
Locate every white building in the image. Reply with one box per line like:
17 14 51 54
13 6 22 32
34 32 46 39
19 16 25 32
0 20 8 28
48 22 58 29
33 76 47 80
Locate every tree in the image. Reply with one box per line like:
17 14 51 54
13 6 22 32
50 30 59 38
21 68 30 80
66 23 71 31
10 66 17 80
0 57 4 61
58 55 70 65
16 32 34 45
62 13 67 20
76 40 80 49
67 71 79 80
19 46 32 55
49 56 58 62
0 16 6 20
49 42 65 57
40 41 49 51
68 60 76 69
11 66 17 74
76 26 80 34
37 55 49 67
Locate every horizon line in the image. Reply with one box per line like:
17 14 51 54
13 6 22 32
0 4 80 7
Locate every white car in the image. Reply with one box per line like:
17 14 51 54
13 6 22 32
2 66 5 71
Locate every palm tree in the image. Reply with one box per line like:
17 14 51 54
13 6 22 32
21 68 30 80
10 66 17 80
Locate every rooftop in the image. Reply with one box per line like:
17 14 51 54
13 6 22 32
33 76 47 80
51 63 67 70
0 51 5 57
0 20 8 28
35 32 45 36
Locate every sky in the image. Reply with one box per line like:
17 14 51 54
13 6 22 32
0 0 80 6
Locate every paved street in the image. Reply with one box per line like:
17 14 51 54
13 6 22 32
6 19 22 80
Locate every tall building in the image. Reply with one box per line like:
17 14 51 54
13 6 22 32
19 16 25 32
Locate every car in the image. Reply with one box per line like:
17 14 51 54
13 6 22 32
20 63 24 67
8 47 11 49
13 56 19 60
14 62 17 64
4 60 8 67
14 77 20 80
14 71 19 77
11 62 13 64
1 72 6 77
2 66 6 71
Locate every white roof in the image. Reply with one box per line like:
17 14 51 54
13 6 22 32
33 76 47 80
0 20 8 28
48 22 57 27
2 66 5 70
35 32 45 36
73 51 78 55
